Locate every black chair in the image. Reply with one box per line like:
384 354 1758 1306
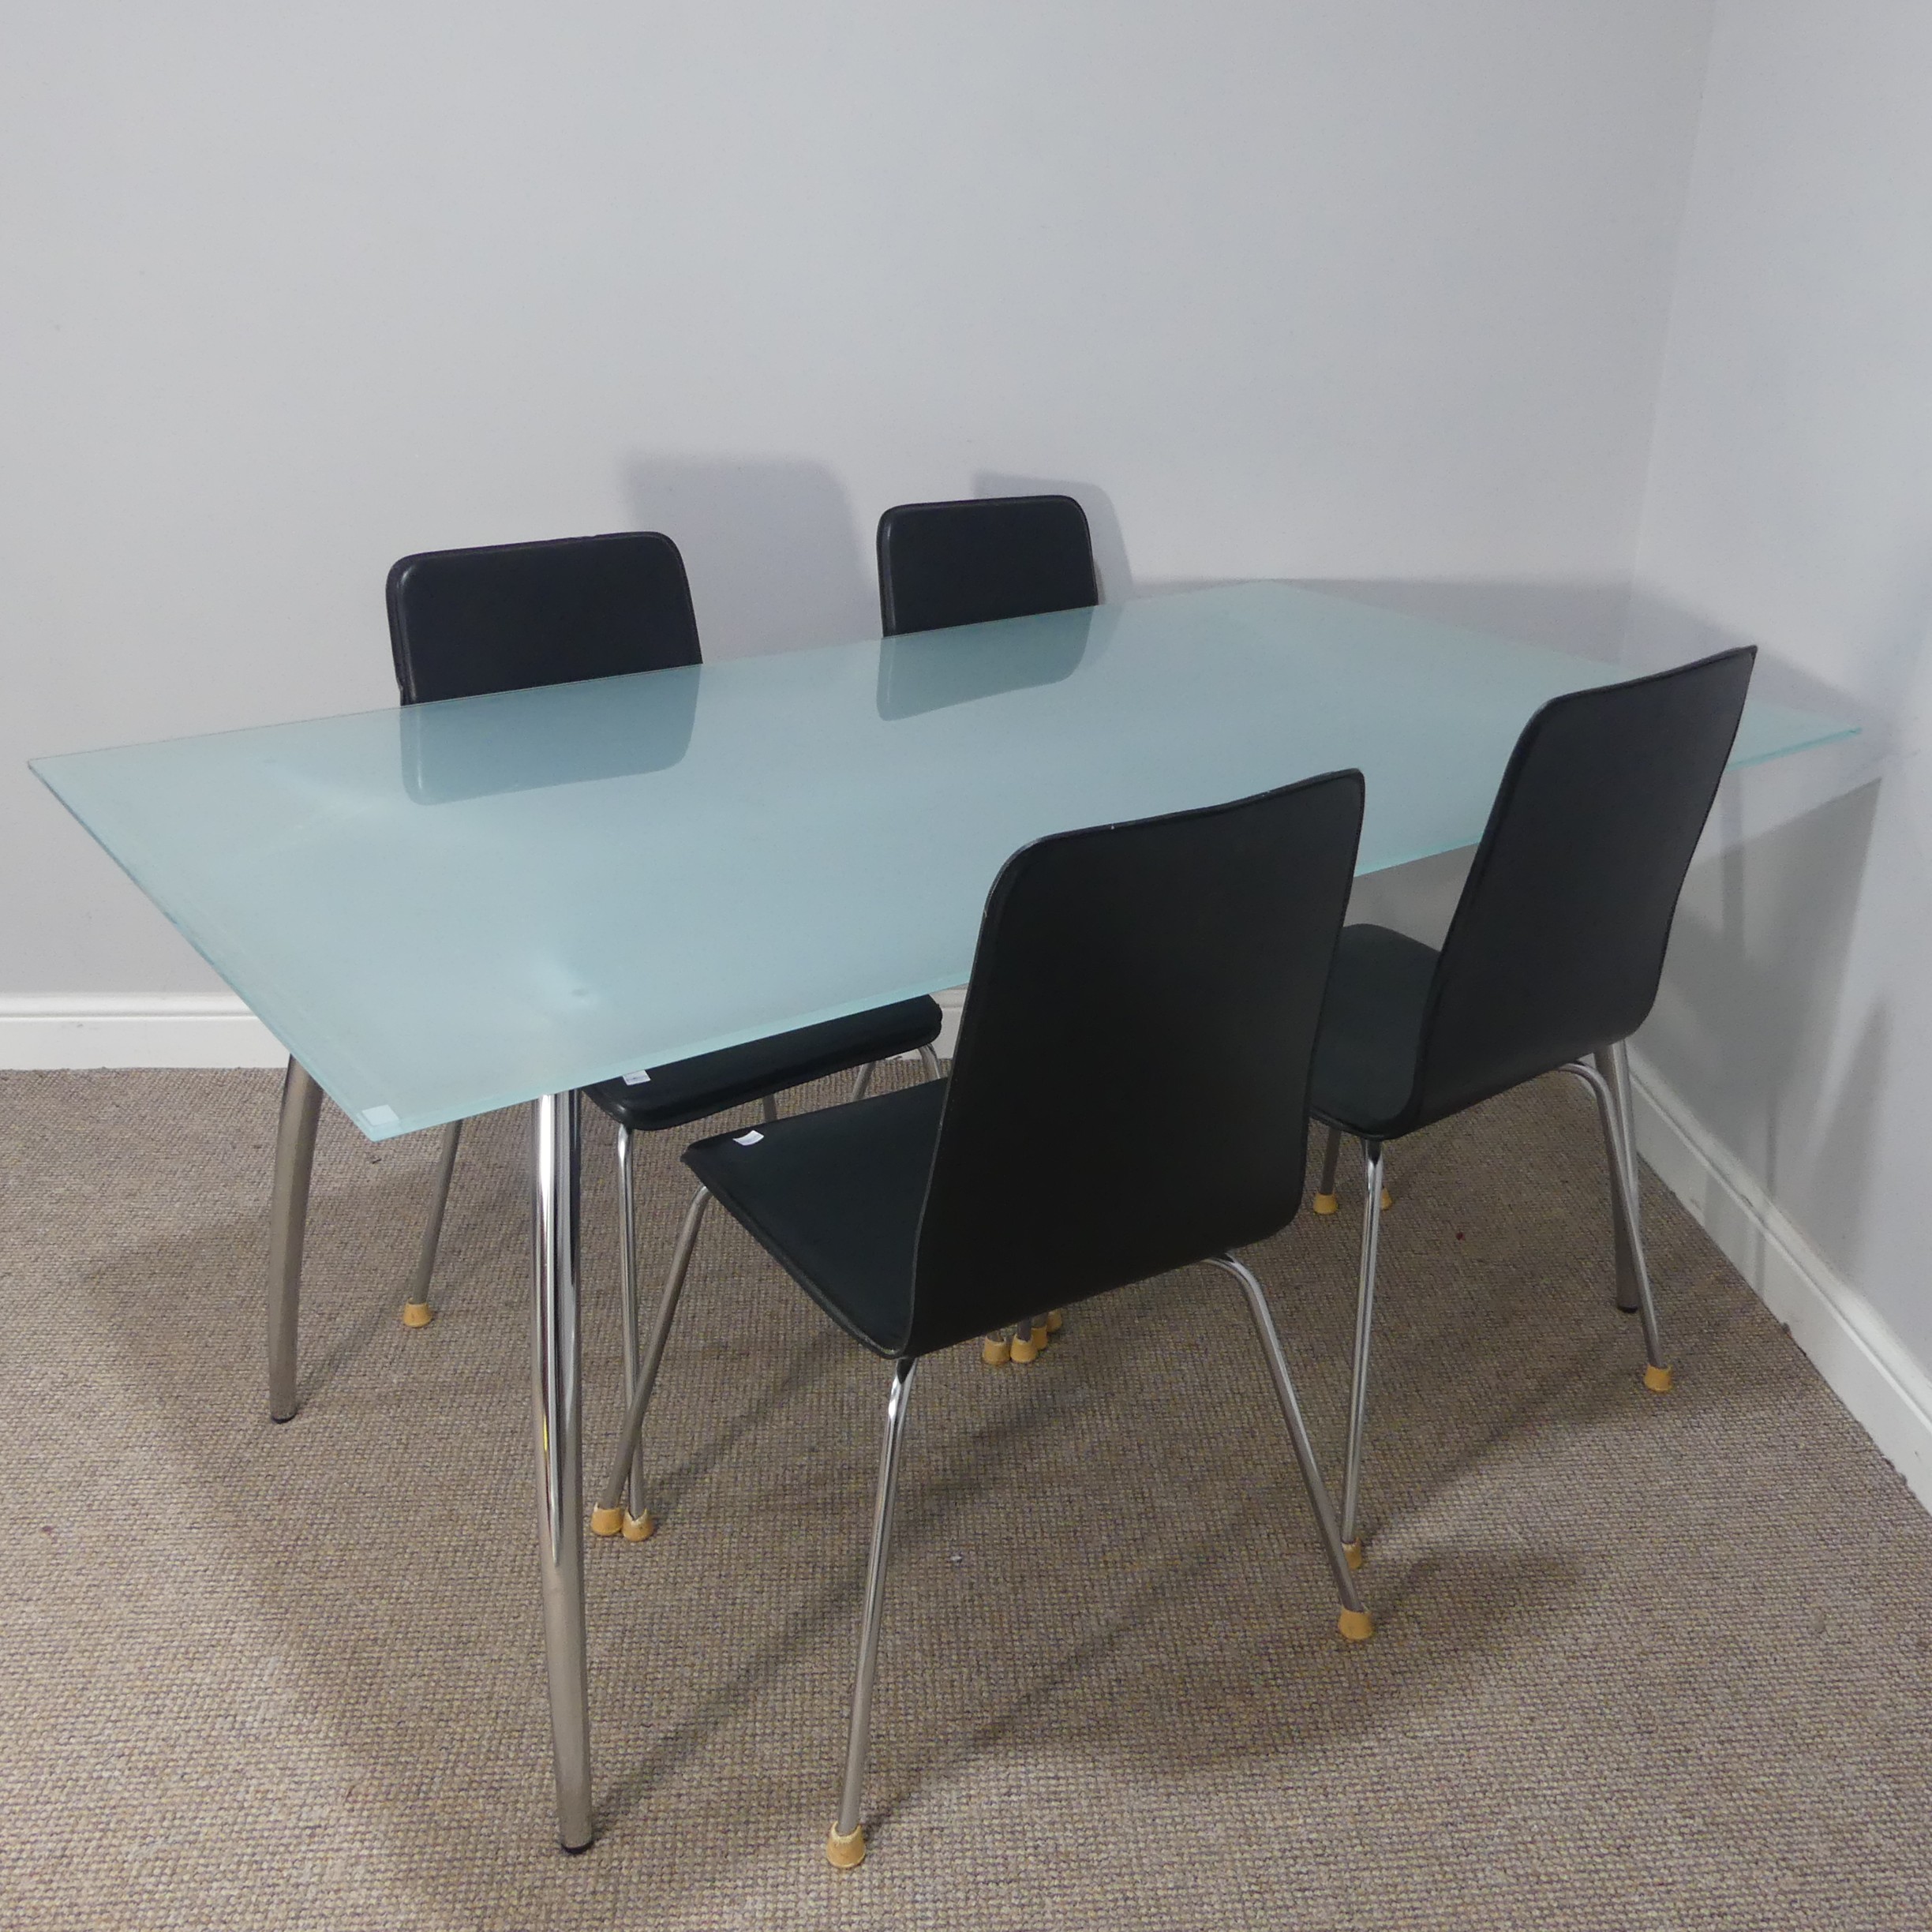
597 770 1372 1868
874 492 1100 1365
1309 648 1755 1566
876 492 1099 639
386 534 944 1543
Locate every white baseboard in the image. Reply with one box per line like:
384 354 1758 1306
1627 1048 1932 1508
0 987 972 1074
0 994 287 1069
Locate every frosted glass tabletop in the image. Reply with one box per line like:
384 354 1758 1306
34 582 1854 1140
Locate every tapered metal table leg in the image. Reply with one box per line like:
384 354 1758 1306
268 1056 322 1422
531 1091 593 1852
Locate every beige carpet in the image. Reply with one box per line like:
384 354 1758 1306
2 1064 1929 1930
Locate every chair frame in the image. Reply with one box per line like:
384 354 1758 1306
1318 1039 1665 1563
595 772 1375 1865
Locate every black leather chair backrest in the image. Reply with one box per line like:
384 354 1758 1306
876 495 1099 637
1412 647 1755 1125
386 531 700 704
905 770 1364 1356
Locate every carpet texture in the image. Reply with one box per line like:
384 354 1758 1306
1 1065 1928 1930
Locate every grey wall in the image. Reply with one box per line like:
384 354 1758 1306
1631 1 1932 1367
2 0 1713 991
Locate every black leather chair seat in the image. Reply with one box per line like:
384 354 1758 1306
586 998 944 1136
683 1080 945 1356
1309 924 1438 1139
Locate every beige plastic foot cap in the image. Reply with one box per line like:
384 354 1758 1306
1046 1309 1065 1333
1380 1188 1395 1211
621 1510 656 1542
590 1505 624 1537
1338 1607 1376 1643
826 1823 866 1870
1312 1192 1339 1215
982 1336 1012 1367
1643 1363 1675 1393
1342 1539 1365 1571
1029 1323 1050 1352
1010 1333 1039 1365
402 1301 435 1328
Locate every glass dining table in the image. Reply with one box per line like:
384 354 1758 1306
32 580 1855 1850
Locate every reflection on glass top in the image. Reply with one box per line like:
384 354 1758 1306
33 582 1856 1140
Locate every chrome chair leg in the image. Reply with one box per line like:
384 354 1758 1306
1010 1312 1053 1364
402 1118 462 1329
1313 1122 1342 1214
1609 1043 1646 1309
849 1062 876 1103
916 1043 942 1080
1208 1253 1373 1641
1339 1140 1385 1567
827 1356 919 1870
530 1090 592 1852
960 1029 1026 1362
1593 1043 1643 1312
592 1185 713 1540
268 1057 323 1422
1564 1061 1672 1391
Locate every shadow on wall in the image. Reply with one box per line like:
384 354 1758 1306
1302 579 1887 948
1612 592 1892 1293
1286 575 1646 942
620 457 874 661
1623 583 1902 736
1297 575 1636 664
1645 778 1881 1283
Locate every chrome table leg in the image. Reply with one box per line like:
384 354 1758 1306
268 1056 323 1422
531 1091 593 1852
